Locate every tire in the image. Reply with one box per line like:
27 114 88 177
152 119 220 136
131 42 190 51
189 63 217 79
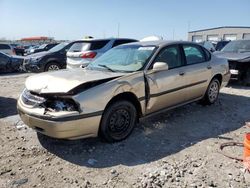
45 62 61 72
100 100 137 142
200 78 220 105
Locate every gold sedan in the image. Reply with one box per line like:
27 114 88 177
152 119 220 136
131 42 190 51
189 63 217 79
17 41 230 142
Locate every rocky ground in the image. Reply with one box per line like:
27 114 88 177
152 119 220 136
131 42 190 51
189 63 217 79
0 73 250 188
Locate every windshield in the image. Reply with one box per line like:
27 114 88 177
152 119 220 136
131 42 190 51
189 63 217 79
88 45 156 72
222 40 250 53
49 42 69 52
38 44 47 49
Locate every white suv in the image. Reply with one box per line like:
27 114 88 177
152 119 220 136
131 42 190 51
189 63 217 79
66 38 137 69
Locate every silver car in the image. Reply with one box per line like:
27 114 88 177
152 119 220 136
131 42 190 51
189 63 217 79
17 40 230 142
66 38 137 69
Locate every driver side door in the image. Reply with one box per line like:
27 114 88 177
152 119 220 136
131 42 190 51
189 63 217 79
145 45 187 114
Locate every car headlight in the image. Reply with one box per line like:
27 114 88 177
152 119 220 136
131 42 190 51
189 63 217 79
43 98 79 112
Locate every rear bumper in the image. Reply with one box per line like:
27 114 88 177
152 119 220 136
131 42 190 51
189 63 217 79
17 100 101 139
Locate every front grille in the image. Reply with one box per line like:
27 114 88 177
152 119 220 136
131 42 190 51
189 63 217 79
228 61 238 70
21 89 46 106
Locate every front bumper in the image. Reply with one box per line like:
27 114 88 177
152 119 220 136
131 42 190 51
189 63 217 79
23 59 43 72
17 100 101 139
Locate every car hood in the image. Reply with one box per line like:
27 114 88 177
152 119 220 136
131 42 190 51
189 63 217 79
214 51 250 61
25 68 126 94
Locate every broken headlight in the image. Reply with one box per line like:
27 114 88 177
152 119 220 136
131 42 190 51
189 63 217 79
43 98 79 112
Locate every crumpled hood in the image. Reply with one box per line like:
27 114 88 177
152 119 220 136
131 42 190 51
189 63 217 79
214 51 250 61
25 68 125 94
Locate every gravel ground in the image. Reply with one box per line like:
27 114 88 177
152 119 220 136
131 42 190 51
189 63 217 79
0 73 250 188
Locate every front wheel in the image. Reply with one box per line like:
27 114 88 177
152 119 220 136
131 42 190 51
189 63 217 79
45 62 61 72
100 100 137 142
200 78 220 105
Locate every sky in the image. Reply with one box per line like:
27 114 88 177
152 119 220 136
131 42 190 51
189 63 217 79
0 0 250 41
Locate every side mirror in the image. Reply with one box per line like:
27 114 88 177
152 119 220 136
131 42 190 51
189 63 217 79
152 62 169 71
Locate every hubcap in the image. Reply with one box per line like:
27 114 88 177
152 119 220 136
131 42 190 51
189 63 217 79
108 108 131 137
48 64 59 71
208 81 219 102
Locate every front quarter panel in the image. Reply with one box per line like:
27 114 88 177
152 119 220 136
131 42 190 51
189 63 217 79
73 71 146 115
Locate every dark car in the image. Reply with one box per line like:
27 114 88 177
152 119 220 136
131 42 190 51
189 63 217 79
198 41 216 52
23 42 76 72
0 52 24 73
214 40 250 85
31 43 59 54
215 41 230 51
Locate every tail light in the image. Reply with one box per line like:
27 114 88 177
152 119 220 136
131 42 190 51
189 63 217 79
80 51 96 59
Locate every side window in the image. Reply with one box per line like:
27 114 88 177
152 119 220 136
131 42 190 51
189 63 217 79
154 45 182 69
183 45 206 65
90 40 110 50
0 44 11 50
112 40 136 48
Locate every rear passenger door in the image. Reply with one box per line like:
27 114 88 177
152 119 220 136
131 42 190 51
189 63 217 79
181 44 212 101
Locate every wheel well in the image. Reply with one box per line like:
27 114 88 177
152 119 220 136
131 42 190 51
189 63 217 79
212 74 222 85
105 92 142 120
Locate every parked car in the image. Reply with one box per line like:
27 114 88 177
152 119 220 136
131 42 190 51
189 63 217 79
17 41 230 142
214 40 250 85
30 43 59 54
10 44 26 56
66 38 137 69
215 41 230 51
23 42 76 72
25 45 40 55
198 41 216 52
0 43 15 55
0 52 24 72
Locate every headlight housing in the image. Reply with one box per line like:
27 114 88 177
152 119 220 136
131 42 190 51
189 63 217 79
43 98 79 112
30 56 42 63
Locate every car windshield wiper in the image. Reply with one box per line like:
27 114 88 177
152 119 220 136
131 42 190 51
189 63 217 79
98 64 116 72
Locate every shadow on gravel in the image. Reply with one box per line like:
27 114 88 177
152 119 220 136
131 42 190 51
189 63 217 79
38 92 250 168
0 97 17 118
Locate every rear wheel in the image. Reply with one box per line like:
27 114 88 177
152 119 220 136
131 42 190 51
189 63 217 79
200 78 220 105
45 62 60 72
100 100 137 142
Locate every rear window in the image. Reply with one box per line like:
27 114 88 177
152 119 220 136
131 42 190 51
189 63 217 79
112 39 137 47
0 44 11 50
68 42 91 52
90 40 110 50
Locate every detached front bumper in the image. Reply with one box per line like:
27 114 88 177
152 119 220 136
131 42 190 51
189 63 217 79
17 100 102 139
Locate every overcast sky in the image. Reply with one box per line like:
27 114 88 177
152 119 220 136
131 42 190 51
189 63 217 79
0 0 250 41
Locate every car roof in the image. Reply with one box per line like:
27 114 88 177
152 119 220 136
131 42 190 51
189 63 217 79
122 40 198 47
73 38 137 43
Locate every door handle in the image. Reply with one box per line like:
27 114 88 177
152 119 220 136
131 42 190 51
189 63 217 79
179 71 185 76
207 65 212 69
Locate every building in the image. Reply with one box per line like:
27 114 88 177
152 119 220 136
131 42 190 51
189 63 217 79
20 36 55 45
188 26 250 42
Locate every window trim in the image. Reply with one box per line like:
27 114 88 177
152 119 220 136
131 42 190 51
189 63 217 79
181 44 209 66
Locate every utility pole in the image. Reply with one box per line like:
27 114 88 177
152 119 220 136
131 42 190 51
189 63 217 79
117 23 120 37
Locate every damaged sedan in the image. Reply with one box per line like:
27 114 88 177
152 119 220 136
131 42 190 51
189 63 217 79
215 40 250 85
17 41 230 142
